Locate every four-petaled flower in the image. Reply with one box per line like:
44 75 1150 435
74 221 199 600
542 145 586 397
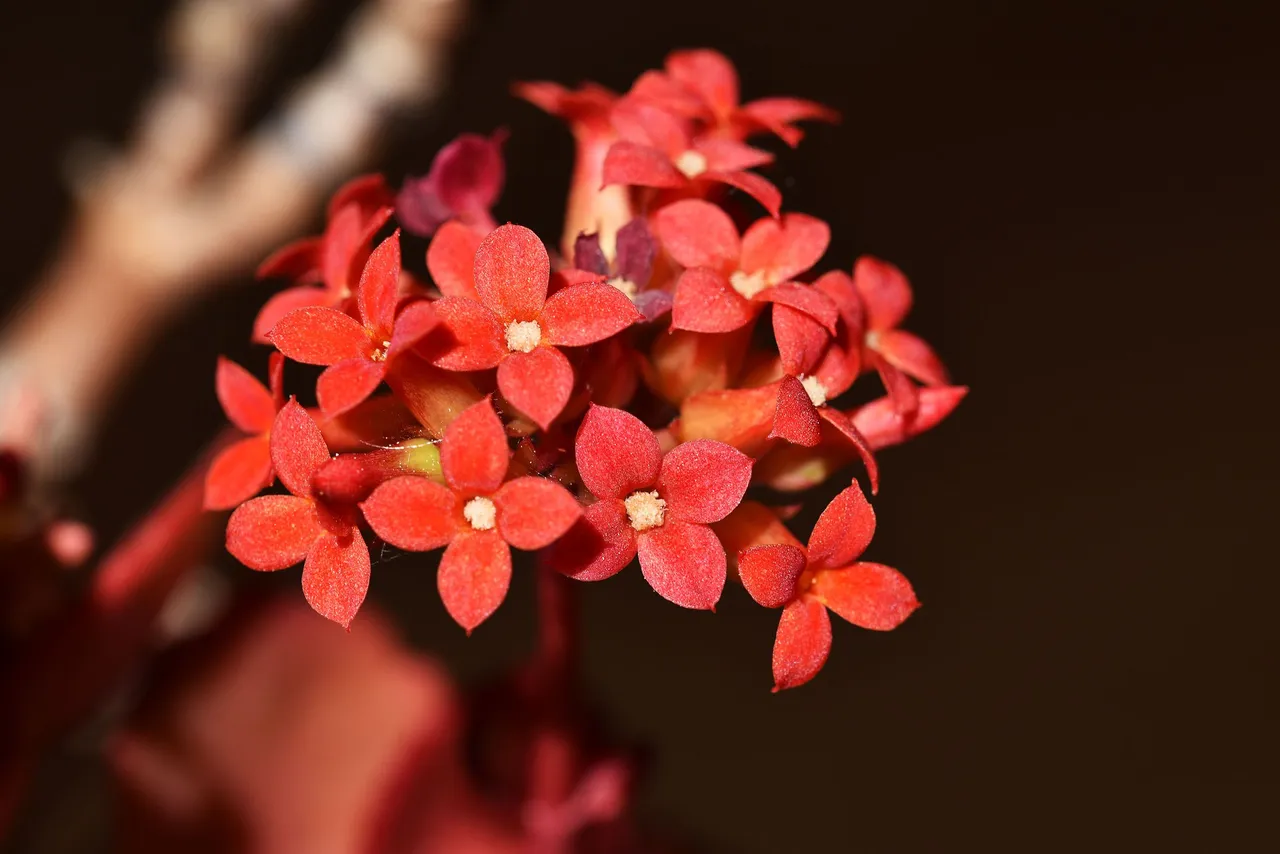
737 480 919 690
546 406 752 610
205 353 285 510
360 397 583 632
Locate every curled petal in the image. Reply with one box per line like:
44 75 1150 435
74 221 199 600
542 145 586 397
813 341 859 399
854 256 913 330
602 141 686 189
438 530 512 632
541 283 643 346
317 358 386 420
807 480 876 571
474 223 551 321
614 217 657 285
772 597 832 691
387 300 439 358
769 376 822 447
494 477 583 550
226 495 322 571
268 307 370 366
651 199 740 271
814 562 920 631
695 138 774 172
256 236 322 282
874 356 920 418
850 386 969 450
875 329 950 386
817 407 880 494
360 476 457 551
497 346 574 431
755 282 839 335
671 268 754 333
739 544 807 608
637 521 726 610
302 531 371 628
271 400 330 498
634 290 674 321
426 221 483 301
204 437 272 511
216 357 276 434
357 230 402 336
772 305 831 377
701 170 781 218
252 285 330 343
575 405 662 500
544 499 637 582
739 97 839 146
813 269 864 335
656 440 752 524
740 213 830 283
441 397 509 495
419 297 505 371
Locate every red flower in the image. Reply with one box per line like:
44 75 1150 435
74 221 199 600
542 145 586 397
252 175 394 341
397 131 506 237
737 480 919 690
268 230 439 419
225 401 370 628
360 398 582 632
204 354 285 510
545 405 752 610
602 99 782 216
420 224 643 430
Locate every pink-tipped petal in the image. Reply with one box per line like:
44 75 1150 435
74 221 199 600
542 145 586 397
316 358 386 420
875 329 950 386
817 407 881 494
360 476 458 551
702 170 781 218
438 530 512 632
216 357 276 434
271 400 330 498
602 141 686 189
252 285 330 343
544 499 637 582
651 199 740 271
807 480 876 571
738 544 807 608
772 597 832 691
226 495 322 571
670 268 754 333
854 256 913 330
769 376 822 447
814 562 920 631
772 305 832 377
302 531 371 628
269 307 371 366
440 397 509 495
740 213 830 283
637 521 726 610
497 346 574 431
656 439 752 524
426 221 483 301
204 437 273 511
541 282 643 346
850 386 969 450
357 230 402 336
419 296 505 371
474 224 551 321
493 476 583 550
575 405 662 500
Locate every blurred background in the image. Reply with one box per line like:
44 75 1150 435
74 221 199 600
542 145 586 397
1 0 1277 850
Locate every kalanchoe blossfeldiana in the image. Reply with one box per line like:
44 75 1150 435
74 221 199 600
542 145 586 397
214 49 967 691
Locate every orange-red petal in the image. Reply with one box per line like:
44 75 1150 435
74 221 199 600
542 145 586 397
426 220 483 301
316 358 386 420
574 405 662 500
204 436 273 511
854 255 913 330
419 296 505 371
769 376 822 447
656 439 752 524
875 329 950 386
302 531 371 628
268 307 371 366
251 285 330 343
772 597 832 691
671 268 754 333
813 562 919 631
216 357 276 434
540 282 643 346
601 141 686 189
496 346 573 431
356 230 402 337
493 476 583 550
738 543 807 609
701 170 781 218
440 397 509 495
544 498 637 582
473 223 550 322
437 530 511 632
270 400 331 498
817 407 881 494
360 476 458 551
807 480 876 571
226 494 322 571
740 213 830 283
651 199 740 271
637 520 725 610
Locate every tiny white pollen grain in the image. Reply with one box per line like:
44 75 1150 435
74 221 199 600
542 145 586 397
505 320 542 353
624 490 667 532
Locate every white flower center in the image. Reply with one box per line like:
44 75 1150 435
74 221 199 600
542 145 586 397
624 490 666 532
608 276 638 300
729 269 769 299
369 339 392 362
505 320 542 353
799 375 829 407
675 150 708 178
463 496 497 531
865 329 882 350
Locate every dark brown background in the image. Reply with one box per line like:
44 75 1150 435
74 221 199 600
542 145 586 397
2 1 1277 850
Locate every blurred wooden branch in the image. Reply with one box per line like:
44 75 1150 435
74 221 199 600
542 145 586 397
0 0 468 477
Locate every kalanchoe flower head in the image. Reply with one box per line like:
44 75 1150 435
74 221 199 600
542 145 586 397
545 405 752 610
225 400 370 628
396 131 506 237
252 175 394 341
205 354 285 510
420 224 643 429
736 480 919 690
359 397 582 632
268 231 440 419
573 218 670 320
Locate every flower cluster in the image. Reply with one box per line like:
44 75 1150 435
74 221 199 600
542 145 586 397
209 49 967 689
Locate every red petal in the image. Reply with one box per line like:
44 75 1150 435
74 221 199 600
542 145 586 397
438 530 512 632
268 352 285 404
874 356 921 418
356 230 401 336
679 384 779 458
651 199 740 271
216 357 276 434
769 376 822 447
665 49 739 116
204 436 273 510
850 386 969 450
701 170 781 218
636 521 726 610
302 531 371 628
541 282 643 346
695 138 774 172
712 501 804 565
772 597 832 691
256 236 322 281
854 256 913 330
493 476 583 550
755 281 839 334
387 300 439 358
269 307 371 366
327 173 393 220
671 268 754 332
426 220 483 301
270 400 330 498
813 269 864 336
813 340 859 399
322 203 392 296
316 358 385 419
814 562 920 630
575 405 662 500
473 223 550 321
497 347 573 431
875 329 950 386
601 141 686 189
440 397 509 495
419 296 505 371
360 476 457 551
610 99 689 153
817 407 881 494
656 439 752 524
738 544 807 608
739 97 839 146
740 213 830 282
544 498 637 581
772 305 831 377
251 285 330 343
226 495 321 571
807 480 876 570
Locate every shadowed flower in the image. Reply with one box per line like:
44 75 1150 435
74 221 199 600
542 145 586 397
397 131 506 237
573 218 670 320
